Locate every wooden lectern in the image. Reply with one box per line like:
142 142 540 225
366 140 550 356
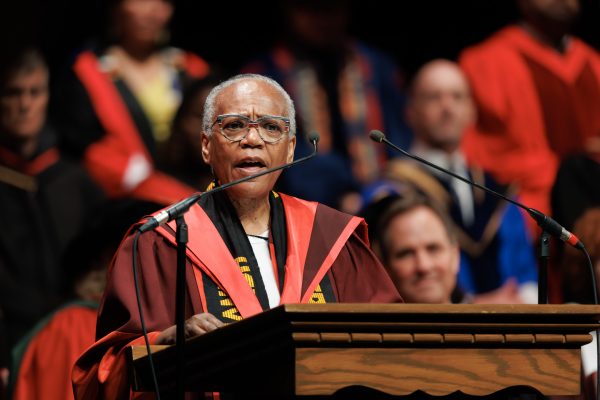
129 304 600 398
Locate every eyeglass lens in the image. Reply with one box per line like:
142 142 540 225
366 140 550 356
218 115 288 143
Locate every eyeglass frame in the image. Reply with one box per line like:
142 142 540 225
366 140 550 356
210 114 291 144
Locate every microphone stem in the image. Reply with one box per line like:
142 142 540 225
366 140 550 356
382 138 526 213
381 137 580 246
382 137 557 303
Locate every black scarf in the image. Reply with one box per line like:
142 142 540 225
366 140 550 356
199 185 335 323
200 188 287 322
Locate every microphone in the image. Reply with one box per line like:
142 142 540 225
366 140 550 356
369 130 584 250
138 132 320 233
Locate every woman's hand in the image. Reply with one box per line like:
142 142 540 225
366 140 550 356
156 313 225 345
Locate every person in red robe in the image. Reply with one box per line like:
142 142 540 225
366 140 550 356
72 74 402 399
54 0 210 205
10 200 160 400
459 0 600 232
10 303 98 400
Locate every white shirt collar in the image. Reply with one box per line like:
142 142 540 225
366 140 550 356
409 141 467 178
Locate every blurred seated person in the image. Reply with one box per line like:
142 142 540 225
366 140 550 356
383 59 537 304
54 0 210 205
243 0 411 213
459 0 600 227
72 74 403 399
371 194 459 304
161 76 221 190
368 192 530 305
0 47 104 363
9 200 160 400
552 154 600 304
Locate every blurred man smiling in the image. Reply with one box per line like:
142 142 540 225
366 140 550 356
374 194 459 304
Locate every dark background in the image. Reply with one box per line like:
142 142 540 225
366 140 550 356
2 0 600 83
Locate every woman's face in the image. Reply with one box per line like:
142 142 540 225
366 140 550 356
115 0 173 45
201 79 296 201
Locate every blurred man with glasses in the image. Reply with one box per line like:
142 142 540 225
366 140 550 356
0 47 104 375
72 74 402 399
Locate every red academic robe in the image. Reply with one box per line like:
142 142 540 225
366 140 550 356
72 194 401 399
459 25 600 231
12 303 98 400
72 51 210 205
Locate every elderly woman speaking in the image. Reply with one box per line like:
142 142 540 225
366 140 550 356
72 74 402 399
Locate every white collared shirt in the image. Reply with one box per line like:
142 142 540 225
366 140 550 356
410 142 475 227
247 230 280 308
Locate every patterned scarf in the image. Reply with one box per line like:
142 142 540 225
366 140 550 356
199 184 334 323
273 45 386 184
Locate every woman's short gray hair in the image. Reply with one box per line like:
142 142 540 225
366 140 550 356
202 73 296 137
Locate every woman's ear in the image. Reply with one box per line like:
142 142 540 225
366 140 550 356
286 136 296 164
201 133 211 165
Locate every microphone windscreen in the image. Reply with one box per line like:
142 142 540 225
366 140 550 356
307 131 320 143
369 130 385 143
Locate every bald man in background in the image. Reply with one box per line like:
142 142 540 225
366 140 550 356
383 59 538 304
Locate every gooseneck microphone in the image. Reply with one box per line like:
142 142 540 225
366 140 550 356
369 130 584 250
369 130 598 400
138 132 320 233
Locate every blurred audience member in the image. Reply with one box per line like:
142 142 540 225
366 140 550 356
243 0 411 213
460 0 600 230
384 59 537 303
9 200 159 400
372 194 459 304
54 0 210 205
552 154 600 303
162 76 221 190
0 48 104 362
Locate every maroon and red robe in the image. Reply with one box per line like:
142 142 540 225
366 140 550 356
72 194 402 399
